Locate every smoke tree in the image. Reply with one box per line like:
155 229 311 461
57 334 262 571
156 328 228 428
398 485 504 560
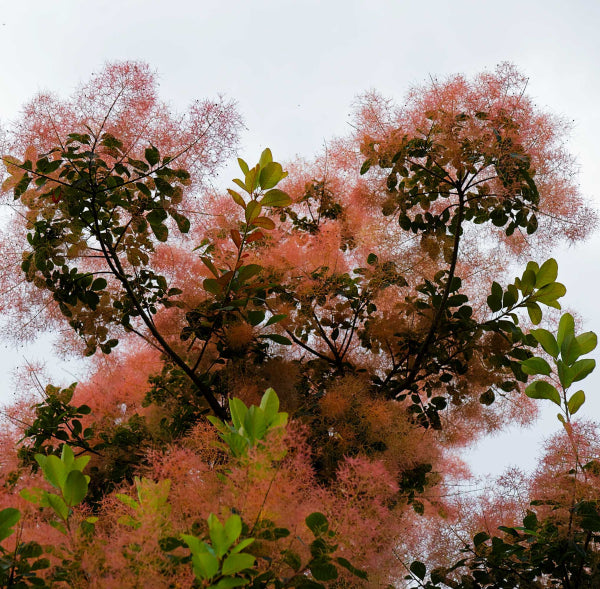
0 62 597 587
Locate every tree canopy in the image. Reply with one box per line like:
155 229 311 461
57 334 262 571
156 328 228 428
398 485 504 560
0 61 598 588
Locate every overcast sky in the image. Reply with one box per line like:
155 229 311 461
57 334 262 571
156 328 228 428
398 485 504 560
0 0 599 478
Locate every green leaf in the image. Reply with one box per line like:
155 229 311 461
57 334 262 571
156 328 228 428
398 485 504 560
46 493 69 521
63 470 88 506
201 256 220 278
557 313 575 348
91 277 108 291
265 314 287 326
531 328 559 358
208 513 229 557
214 578 250 589
247 310 265 326
20 487 44 505
192 551 220 581
562 333 582 365
229 538 255 554
335 557 368 579
151 222 168 242
224 514 243 547
473 532 490 546
311 560 338 582
147 208 168 226
568 390 585 415
222 552 256 575
534 282 566 306
171 211 191 233
259 161 283 190
360 159 372 175
571 358 596 383
520 268 536 295
576 332 598 355
229 399 248 435
535 258 558 288
237 264 262 283
527 302 542 325
502 288 517 308
252 216 275 230
367 253 378 266
410 561 426 580
524 380 561 406
258 147 273 169
306 512 328 536
227 188 246 209
284 550 302 571
263 334 292 346
245 166 260 192
35 454 66 490
487 294 502 313
0 508 20 541
260 388 279 423
243 406 267 443
260 189 292 208
245 200 262 224
521 357 551 376
237 158 249 175
145 145 160 167
233 178 248 193
557 359 574 389
203 278 222 295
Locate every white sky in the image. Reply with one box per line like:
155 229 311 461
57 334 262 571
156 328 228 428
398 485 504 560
0 0 599 478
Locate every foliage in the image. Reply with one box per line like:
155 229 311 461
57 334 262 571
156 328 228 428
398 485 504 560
0 62 597 587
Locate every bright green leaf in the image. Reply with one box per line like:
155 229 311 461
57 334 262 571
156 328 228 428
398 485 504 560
557 313 575 348
535 258 558 288
63 470 88 507
221 552 256 576
224 514 243 547
192 552 220 581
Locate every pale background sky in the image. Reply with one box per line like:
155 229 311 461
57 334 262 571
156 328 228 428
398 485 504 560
0 0 599 478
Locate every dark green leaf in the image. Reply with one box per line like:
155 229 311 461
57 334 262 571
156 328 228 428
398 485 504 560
91 277 107 291
311 560 338 582
247 310 265 326
306 512 329 536
151 222 168 242
263 334 292 346
145 145 160 167
409 560 426 580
